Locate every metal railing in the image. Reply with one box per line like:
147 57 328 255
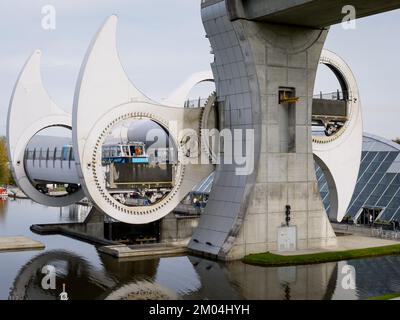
313 90 348 101
184 97 209 108
333 223 400 241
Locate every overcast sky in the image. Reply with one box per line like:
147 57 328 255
1 0 400 139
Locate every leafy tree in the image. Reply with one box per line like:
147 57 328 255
394 138 400 145
0 137 14 185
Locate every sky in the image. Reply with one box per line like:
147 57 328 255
0 0 400 139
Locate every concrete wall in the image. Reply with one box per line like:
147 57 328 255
189 0 337 260
160 213 200 245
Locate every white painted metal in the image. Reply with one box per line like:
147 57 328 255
73 15 214 224
25 159 80 185
6 20 357 227
7 50 85 206
313 49 363 222
163 71 214 107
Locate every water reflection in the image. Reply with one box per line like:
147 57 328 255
9 248 341 300
9 250 165 300
223 260 338 300
347 257 400 299
60 204 91 223
9 250 112 300
2 199 400 300
0 199 7 222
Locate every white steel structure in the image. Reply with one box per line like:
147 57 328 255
7 50 85 207
8 16 216 225
7 11 363 260
313 49 363 222
7 19 361 224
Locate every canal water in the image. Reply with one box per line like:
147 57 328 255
1 198 400 300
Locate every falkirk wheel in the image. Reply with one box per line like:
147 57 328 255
7 14 362 260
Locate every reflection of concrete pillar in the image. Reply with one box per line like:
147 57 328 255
189 0 337 260
331 261 358 300
224 261 337 300
186 256 243 299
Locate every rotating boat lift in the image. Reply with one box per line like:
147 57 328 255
8 13 362 259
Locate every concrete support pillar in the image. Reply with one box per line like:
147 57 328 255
188 0 337 260
82 207 105 238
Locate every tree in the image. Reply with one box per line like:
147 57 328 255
394 138 400 145
0 137 14 185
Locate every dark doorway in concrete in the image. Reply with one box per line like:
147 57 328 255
104 220 160 245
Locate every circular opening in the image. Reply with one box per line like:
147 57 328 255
24 126 81 197
100 118 178 208
184 81 215 108
313 63 350 139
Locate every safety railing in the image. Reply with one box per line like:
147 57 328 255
184 97 209 108
313 90 348 101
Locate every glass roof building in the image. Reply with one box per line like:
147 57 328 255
193 133 400 224
320 133 400 224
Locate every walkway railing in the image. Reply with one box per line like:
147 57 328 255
332 223 400 241
313 90 348 101
184 98 209 108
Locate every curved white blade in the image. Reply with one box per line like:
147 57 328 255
163 71 214 107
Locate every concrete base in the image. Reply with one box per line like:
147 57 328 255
0 236 45 252
31 209 200 250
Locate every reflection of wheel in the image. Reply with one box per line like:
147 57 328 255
9 250 114 300
104 280 178 300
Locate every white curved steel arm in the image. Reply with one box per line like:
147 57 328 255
73 15 214 224
163 71 214 107
7 50 85 206
313 49 363 222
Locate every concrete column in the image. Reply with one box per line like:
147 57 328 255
82 207 105 238
188 0 337 260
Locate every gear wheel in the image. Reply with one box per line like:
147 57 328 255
199 91 218 163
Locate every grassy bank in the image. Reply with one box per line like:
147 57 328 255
368 292 400 300
243 244 400 267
